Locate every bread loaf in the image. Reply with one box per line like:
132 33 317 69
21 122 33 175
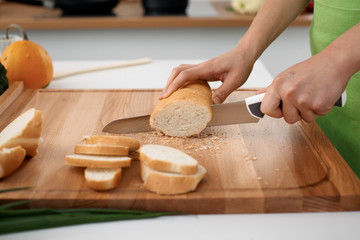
84 167 122 191
140 161 206 195
139 144 198 175
150 81 213 137
0 108 42 157
0 146 26 178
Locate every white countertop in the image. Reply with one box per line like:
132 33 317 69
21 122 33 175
48 59 272 89
3 59 359 240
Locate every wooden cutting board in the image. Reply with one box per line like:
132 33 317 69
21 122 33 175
1 82 359 214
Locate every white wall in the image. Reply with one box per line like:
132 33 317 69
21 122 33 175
26 26 311 78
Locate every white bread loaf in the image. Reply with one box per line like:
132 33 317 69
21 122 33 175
65 154 131 168
140 161 206 195
0 108 42 157
74 144 129 156
83 135 140 152
150 81 213 137
0 146 26 178
84 167 122 191
139 144 198 175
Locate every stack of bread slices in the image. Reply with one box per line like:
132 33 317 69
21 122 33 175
0 108 42 178
65 135 140 191
139 144 207 195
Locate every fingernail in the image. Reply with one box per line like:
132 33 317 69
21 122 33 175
212 96 221 104
159 90 168 100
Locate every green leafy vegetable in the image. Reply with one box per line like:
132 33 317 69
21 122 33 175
0 62 9 95
0 188 184 234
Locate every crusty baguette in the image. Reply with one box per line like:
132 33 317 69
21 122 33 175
0 108 42 157
140 161 206 195
139 144 198 175
150 80 213 137
83 135 140 152
84 167 122 191
65 154 131 168
74 144 129 156
0 146 26 178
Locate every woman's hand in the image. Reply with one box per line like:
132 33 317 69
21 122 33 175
261 52 349 124
261 23 360 124
159 45 256 104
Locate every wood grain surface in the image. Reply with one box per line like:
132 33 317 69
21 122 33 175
0 86 359 214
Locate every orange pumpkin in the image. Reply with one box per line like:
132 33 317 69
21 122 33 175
0 26 53 89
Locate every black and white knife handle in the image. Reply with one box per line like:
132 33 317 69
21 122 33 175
245 91 347 119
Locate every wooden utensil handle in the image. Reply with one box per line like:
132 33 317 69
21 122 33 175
52 58 152 80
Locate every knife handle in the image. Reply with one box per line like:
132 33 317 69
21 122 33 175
245 90 347 119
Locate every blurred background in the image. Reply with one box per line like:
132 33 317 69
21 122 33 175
0 0 313 77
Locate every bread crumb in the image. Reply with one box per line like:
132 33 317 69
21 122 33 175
257 176 262 181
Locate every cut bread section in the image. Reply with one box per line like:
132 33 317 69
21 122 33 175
65 154 131 168
140 161 206 195
0 108 42 157
139 144 198 175
0 146 26 178
74 144 129 156
150 80 213 137
84 168 122 191
83 135 140 152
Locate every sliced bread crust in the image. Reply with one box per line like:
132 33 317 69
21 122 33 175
0 146 26 178
140 161 206 195
83 135 140 152
139 144 198 175
150 81 213 137
0 108 42 157
84 168 122 191
65 154 131 168
74 144 129 156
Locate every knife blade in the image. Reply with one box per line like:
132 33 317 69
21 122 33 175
102 91 347 134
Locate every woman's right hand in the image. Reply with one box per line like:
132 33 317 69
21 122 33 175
159 44 257 104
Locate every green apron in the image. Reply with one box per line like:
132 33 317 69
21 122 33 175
310 0 360 177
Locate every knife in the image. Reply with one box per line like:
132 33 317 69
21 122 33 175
102 91 347 134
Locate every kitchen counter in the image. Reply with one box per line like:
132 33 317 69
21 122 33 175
0 1 313 30
2 59 360 240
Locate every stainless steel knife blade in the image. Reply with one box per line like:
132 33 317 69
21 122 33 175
102 94 265 134
102 91 347 134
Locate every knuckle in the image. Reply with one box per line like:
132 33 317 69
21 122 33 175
311 102 331 115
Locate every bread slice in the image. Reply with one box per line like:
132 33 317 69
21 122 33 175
74 144 129 156
0 146 26 178
140 161 206 195
84 167 122 191
150 80 213 137
83 135 140 152
65 154 131 168
139 144 198 175
0 108 42 157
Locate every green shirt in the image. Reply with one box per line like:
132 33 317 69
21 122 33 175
310 0 360 177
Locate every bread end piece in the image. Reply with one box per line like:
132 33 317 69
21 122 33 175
0 146 26 178
150 81 213 137
0 108 42 157
84 168 122 191
140 162 206 195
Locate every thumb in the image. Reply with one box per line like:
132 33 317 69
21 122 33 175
260 87 283 118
